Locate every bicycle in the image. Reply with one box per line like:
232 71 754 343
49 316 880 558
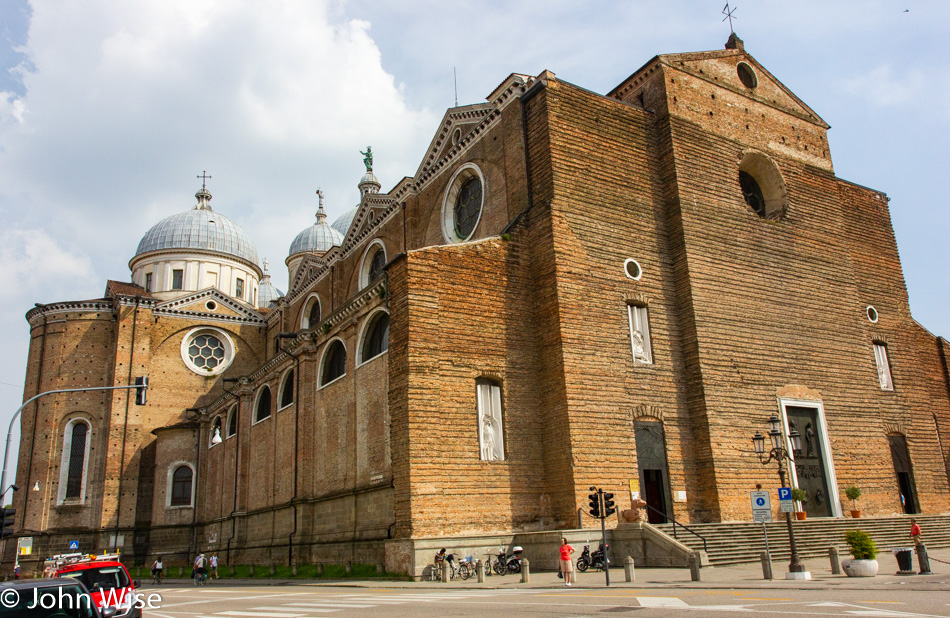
150 569 163 585
484 552 506 576
193 569 208 585
457 556 477 579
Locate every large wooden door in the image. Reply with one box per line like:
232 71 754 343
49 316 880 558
634 420 672 523
786 406 833 517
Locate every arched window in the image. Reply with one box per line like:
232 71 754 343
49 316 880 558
62 420 90 501
279 369 295 409
321 340 347 386
738 151 787 220
359 241 387 290
300 294 321 330
210 416 223 447
226 405 238 438
359 311 390 365
255 386 272 423
169 465 194 507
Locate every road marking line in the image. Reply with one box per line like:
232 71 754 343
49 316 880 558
221 607 314 618
636 597 689 608
283 603 377 608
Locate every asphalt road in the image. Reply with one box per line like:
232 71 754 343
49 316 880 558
138 585 950 617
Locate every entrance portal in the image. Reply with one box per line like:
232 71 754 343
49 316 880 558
786 406 833 518
888 434 919 514
634 420 672 524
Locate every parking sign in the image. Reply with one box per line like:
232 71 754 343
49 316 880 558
778 487 791 501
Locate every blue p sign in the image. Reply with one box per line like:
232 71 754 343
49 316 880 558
778 487 792 501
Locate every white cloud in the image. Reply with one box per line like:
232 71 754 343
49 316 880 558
0 227 95 301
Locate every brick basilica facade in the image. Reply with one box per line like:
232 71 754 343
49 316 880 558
11 35 950 576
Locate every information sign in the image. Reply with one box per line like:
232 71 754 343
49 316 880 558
753 510 773 523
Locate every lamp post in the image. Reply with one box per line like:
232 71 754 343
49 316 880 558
752 414 808 577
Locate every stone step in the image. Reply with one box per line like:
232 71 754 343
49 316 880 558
652 515 949 565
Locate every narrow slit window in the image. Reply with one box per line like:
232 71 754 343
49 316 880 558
235 278 244 300
628 305 653 364
873 343 894 391
477 379 505 461
65 422 88 499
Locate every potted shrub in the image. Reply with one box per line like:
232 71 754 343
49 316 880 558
790 487 808 520
841 529 879 577
845 486 862 518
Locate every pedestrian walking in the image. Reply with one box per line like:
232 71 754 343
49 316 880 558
910 518 922 546
210 553 219 579
13 565 20 580
559 538 575 586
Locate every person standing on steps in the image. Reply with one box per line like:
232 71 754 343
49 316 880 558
559 538 575 587
910 518 922 546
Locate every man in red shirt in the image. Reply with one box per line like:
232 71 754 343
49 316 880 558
559 538 575 586
910 519 921 546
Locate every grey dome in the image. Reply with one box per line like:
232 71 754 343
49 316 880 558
290 191 344 256
135 189 259 265
331 207 358 236
289 219 344 255
257 263 284 309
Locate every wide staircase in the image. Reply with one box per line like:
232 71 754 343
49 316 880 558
653 515 950 566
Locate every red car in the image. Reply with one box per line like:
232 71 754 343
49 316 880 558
51 554 141 618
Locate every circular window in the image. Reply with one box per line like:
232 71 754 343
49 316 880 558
441 163 485 243
867 306 879 323
206 300 217 311
624 259 642 281
737 62 757 89
180 327 234 375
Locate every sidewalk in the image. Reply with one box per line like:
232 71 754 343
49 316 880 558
146 547 950 592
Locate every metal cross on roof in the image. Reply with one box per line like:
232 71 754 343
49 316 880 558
722 2 737 33
197 170 212 190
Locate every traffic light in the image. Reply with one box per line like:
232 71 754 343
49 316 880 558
1 507 16 539
588 492 601 518
603 492 616 517
134 376 148 406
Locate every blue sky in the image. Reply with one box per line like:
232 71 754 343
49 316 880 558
1 1 948 482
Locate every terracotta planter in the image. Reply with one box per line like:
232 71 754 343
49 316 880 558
842 558 878 577
795 511 807 520
850 510 862 518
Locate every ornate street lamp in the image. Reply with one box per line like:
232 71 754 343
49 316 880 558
752 414 807 577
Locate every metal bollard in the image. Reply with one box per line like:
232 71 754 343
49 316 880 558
760 551 773 580
624 556 635 582
829 547 841 575
688 552 701 582
441 560 449 583
476 559 485 583
917 544 932 575
520 558 530 583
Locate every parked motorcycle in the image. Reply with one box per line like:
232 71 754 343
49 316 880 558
490 546 524 575
576 543 609 572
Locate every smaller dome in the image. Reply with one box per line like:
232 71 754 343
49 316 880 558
289 190 344 257
257 259 284 309
331 207 358 236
